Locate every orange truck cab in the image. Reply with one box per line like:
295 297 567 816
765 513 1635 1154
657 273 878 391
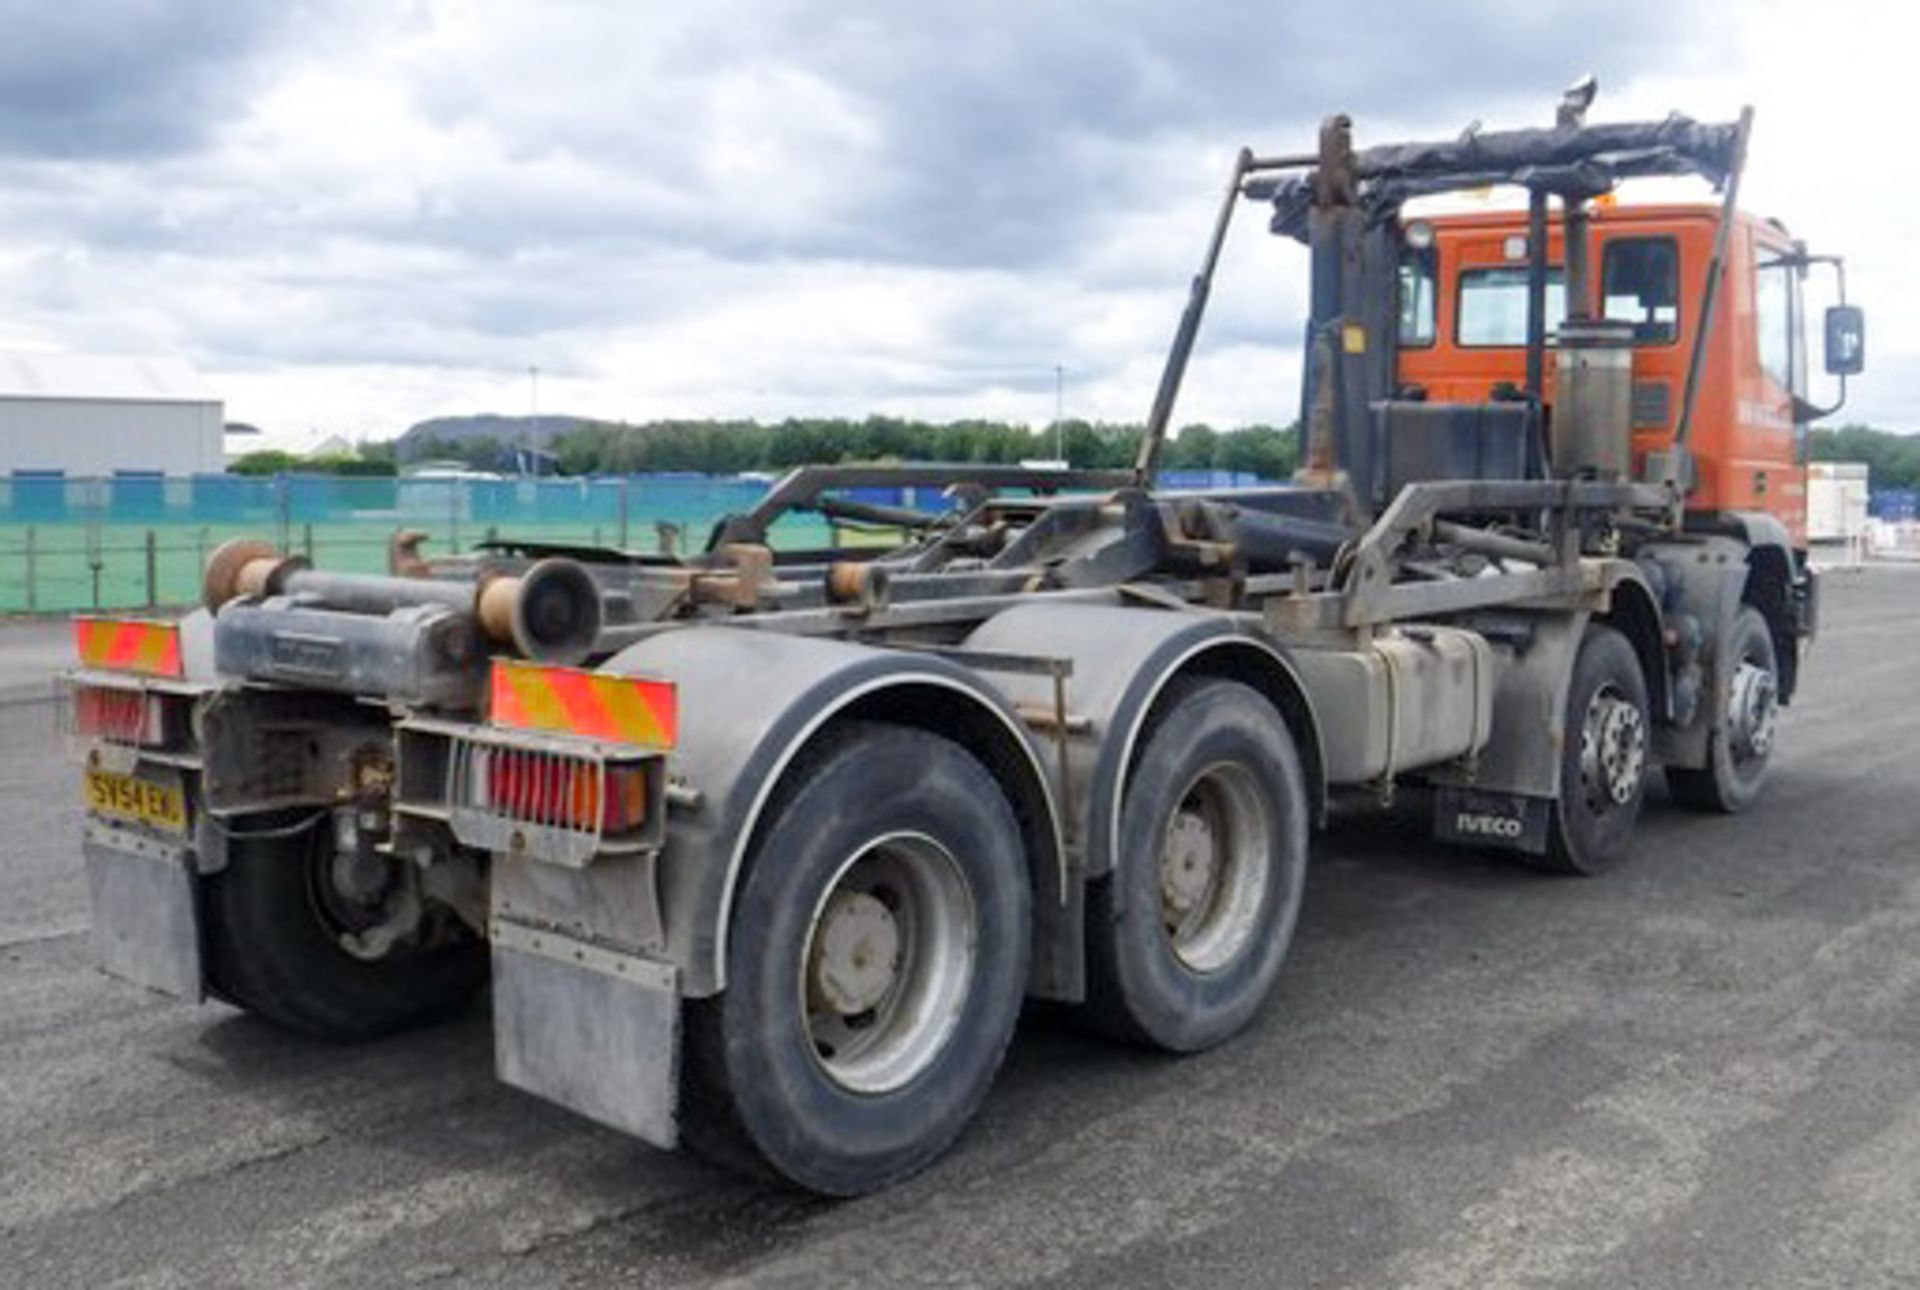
1237 86 1865 722
1257 89 1864 586
1397 203 1839 545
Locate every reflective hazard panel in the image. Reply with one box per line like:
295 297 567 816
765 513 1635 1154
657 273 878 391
489 659 678 750
73 617 184 678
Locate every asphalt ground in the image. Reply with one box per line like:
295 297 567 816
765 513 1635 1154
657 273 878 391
2 567 1917 1288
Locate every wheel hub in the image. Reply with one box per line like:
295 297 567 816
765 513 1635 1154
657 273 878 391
329 844 394 908
1153 764 1274 974
808 889 901 1017
800 833 977 1095
1728 660 1778 760
1160 809 1219 921
1580 688 1647 811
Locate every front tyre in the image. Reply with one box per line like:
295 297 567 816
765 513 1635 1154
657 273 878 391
1082 676 1309 1053
1667 605 1779 814
203 818 486 1041
682 723 1030 1196
1535 625 1651 875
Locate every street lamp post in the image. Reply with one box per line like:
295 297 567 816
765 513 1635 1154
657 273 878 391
1054 363 1065 463
527 365 539 476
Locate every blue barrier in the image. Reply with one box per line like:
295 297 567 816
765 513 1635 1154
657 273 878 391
0 467 1277 612
2 469 1286 534
1870 489 1918 522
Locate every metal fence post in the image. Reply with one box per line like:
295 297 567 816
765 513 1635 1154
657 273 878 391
144 529 158 609
79 480 102 611
24 526 35 614
618 476 631 550
449 481 461 552
87 527 102 610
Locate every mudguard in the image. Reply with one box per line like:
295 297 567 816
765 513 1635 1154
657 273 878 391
69 608 221 997
962 601 1326 880
1637 533 1754 770
1426 611 1589 802
600 627 1062 999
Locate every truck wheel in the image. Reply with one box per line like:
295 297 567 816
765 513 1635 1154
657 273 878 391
1667 606 1779 814
1082 677 1308 1053
681 723 1030 1196
1535 626 1650 875
203 817 485 1041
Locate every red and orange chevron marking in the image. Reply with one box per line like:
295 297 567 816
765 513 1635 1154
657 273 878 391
489 659 678 749
73 617 183 678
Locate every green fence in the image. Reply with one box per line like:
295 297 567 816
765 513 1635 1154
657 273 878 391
0 473 785 613
0 469 1274 613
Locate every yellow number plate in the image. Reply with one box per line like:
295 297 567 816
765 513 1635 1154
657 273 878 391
84 770 187 835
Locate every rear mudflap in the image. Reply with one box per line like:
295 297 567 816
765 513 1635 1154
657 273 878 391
82 820 204 1000
489 852 681 1149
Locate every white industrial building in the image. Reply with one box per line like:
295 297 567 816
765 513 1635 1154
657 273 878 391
0 351 224 476
1807 461 1869 545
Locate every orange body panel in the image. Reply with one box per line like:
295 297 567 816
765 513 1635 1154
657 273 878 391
1396 203 1806 544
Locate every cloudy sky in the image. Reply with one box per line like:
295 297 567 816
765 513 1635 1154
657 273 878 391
0 0 1906 449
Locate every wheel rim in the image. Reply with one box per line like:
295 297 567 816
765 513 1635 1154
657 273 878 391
1157 761 1273 974
304 816 396 937
1727 651 1778 768
800 832 977 1095
1578 683 1647 814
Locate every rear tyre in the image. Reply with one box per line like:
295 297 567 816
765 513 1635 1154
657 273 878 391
1534 626 1650 876
1667 606 1779 814
1081 677 1309 1053
681 723 1030 1196
203 816 486 1041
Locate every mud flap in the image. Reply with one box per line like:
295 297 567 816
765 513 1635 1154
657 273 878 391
82 822 204 1000
490 917 681 1149
1433 787 1552 855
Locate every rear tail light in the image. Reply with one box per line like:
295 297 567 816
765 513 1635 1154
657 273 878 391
477 748 650 836
68 683 168 745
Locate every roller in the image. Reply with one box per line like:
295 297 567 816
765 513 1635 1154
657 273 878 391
203 539 603 665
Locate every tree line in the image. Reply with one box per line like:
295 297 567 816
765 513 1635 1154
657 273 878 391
228 416 1918 489
228 443 399 476
403 417 1301 479
1806 424 1920 491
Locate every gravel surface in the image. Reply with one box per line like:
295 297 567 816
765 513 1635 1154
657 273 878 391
2 567 1916 1288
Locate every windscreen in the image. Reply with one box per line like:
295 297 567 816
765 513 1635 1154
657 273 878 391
1457 267 1566 347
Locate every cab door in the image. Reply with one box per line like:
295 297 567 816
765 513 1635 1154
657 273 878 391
1735 231 1809 540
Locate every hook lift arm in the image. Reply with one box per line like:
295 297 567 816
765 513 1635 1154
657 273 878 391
1132 147 1313 484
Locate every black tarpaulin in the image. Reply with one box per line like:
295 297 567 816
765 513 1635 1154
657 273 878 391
1258 114 1743 241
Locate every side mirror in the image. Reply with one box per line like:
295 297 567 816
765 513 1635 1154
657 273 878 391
1825 304 1865 376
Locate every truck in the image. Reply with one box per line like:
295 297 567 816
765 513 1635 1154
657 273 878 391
61 84 1866 1195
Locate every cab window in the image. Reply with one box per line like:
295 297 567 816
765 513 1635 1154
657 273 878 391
1456 266 1566 347
1398 247 1437 347
1601 237 1679 344
1754 260 1795 392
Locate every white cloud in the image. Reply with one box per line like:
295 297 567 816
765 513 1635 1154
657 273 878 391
0 0 1903 454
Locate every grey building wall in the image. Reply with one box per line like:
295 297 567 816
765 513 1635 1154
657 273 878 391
0 397 226 475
